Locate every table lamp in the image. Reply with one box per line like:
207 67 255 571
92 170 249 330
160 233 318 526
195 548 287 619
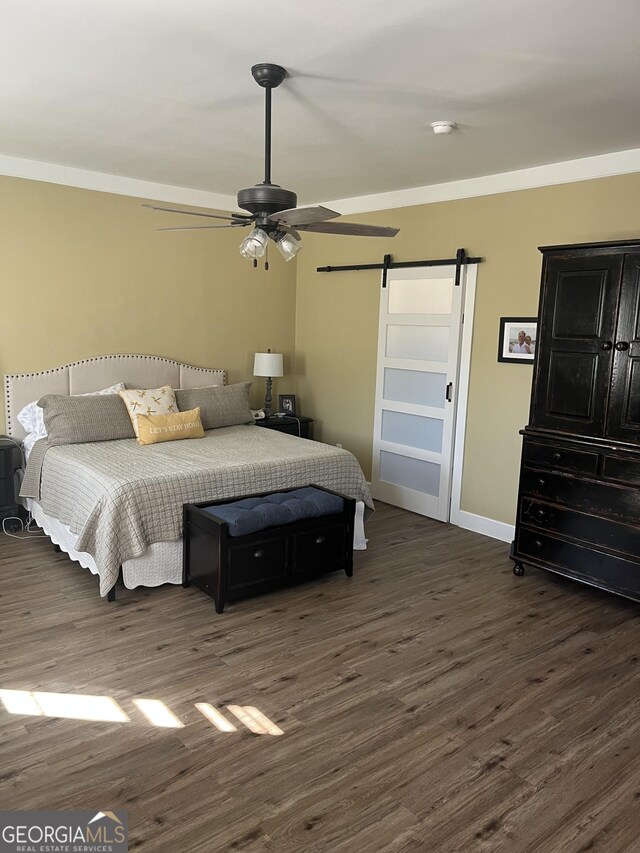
253 349 284 416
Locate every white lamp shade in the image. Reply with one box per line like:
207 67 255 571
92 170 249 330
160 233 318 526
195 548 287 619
253 352 283 377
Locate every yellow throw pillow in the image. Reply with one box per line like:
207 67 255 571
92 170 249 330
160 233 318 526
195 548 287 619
136 407 205 446
119 385 177 437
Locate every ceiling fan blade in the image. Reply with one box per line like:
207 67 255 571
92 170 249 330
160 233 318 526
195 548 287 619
268 206 341 227
143 204 253 223
296 221 400 237
157 223 250 231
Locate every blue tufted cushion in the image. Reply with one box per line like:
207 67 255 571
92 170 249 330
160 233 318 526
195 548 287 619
203 487 344 537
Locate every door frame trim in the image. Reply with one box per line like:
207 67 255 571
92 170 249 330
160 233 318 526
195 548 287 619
449 264 478 526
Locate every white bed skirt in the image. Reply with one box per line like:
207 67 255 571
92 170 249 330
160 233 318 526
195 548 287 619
26 498 368 593
27 499 182 589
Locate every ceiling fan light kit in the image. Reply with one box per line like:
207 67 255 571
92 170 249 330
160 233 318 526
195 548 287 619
274 230 301 261
239 227 269 260
146 63 399 264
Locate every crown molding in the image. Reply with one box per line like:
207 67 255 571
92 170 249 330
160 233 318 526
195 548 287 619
0 153 238 212
2 146 640 216
318 147 640 215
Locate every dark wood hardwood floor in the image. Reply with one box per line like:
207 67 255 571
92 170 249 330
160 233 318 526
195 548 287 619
1 503 639 852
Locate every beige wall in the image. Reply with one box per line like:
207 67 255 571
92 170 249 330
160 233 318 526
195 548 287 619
294 173 640 525
4 171 640 527
0 176 297 433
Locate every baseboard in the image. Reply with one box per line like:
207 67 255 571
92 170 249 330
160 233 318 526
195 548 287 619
456 510 515 543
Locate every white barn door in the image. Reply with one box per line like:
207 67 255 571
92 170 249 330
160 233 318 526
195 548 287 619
371 265 466 522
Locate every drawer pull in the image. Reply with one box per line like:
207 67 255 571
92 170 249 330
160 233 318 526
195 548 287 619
534 539 543 548
537 477 546 487
253 549 265 559
536 508 547 519
315 536 326 545
615 341 630 352
600 340 613 351
552 452 562 461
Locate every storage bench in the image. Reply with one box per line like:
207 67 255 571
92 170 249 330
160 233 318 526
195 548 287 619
182 485 356 612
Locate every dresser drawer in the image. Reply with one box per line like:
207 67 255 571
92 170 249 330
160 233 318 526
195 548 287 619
522 440 599 475
520 498 640 559
228 537 289 589
602 453 640 487
293 521 346 572
520 467 640 525
517 527 640 599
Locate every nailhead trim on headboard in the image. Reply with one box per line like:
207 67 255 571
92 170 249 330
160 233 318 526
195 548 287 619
4 354 228 437
4 378 12 435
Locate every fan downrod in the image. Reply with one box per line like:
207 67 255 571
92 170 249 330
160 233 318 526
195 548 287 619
251 63 287 88
238 62 294 216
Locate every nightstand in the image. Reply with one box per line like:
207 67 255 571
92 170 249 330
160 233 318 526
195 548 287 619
0 436 24 530
255 416 313 439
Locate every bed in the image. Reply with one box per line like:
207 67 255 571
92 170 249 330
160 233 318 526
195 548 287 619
5 354 372 599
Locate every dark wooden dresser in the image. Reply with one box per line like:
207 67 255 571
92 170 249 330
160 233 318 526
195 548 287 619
511 239 640 601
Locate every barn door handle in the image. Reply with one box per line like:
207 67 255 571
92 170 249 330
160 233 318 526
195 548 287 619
615 341 630 351
600 340 613 350
445 382 453 402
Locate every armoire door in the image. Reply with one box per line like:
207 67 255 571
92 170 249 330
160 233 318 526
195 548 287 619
607 254 640 442
530 254 622 436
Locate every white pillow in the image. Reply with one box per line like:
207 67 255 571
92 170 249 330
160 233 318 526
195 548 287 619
17 382 126 440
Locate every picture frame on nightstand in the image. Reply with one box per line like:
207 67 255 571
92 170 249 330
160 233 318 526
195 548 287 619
278 394 296 415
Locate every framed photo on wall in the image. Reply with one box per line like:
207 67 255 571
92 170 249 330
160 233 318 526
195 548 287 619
278 394 297 415
498 317 538 363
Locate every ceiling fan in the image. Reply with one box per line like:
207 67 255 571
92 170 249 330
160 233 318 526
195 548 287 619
144 63 399 264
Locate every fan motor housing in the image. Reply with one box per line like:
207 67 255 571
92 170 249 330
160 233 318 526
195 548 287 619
237 184 297 216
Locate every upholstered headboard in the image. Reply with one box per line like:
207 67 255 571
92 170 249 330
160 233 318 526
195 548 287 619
4 354 227 440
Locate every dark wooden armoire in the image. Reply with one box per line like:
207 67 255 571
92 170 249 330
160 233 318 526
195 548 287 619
511 239 640 601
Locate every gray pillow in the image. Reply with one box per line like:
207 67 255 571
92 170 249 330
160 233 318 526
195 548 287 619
38 394 136 446
175 382 253 430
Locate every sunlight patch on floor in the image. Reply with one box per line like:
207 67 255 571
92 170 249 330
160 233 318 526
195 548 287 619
227 705 285 736
0 689 128 722
0 688 285 735
132 698 184 728
0 689 42 717
195 702 238 732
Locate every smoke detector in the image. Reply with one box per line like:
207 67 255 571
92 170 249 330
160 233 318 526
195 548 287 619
431 120 457 135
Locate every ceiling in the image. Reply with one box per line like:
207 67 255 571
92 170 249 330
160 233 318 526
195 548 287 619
3 0 640 206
